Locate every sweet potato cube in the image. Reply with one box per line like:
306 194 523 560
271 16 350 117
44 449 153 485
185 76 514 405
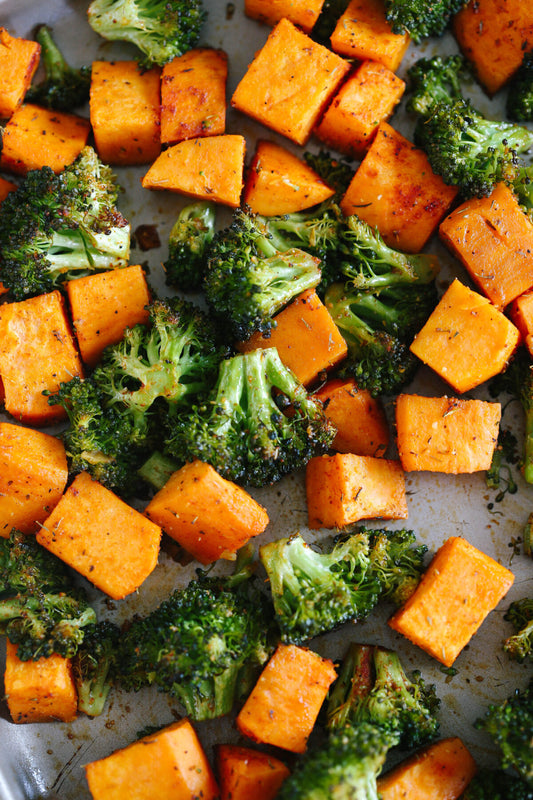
66 265 151 367
0 175 16 202
144 460 269 564
4 640 78 724
314 378 389 456
0 28 40 119
395 394 501 474
243 139 335 215
377 737 477 800
0 103 90 175
245 0 326 33
236 643 337 753
37 472 161 600
85 719 219 800
306 452 408 529
315 60 405 159
439 182 533 310
0 291 83 426
330 0 411 72
410 279 520 394
231 18 350 146
510 289 533 357
161 48 227 145
237 289 347 386
142 134 245 208
0 422 68 537
217 745 290 800
453 0 533 95
389 536 514 666
90 60 161 166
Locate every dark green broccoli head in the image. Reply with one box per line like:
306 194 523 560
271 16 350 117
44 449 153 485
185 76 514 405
504 598 533 662
507 51 533 122
384 0 467 42
407 53 470 117
73 620 121 717
26 25 91 111
364 527 428 607
303 150 355 201
461 768 533 800
164 201 216 292
0 529 72 596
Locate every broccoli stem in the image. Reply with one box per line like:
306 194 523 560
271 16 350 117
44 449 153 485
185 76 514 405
35 25 73 85
137 451 180 491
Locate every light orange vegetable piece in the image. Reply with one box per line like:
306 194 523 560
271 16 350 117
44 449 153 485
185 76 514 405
0 28 40 119
330 0 411 72
389 536 514 666
410 279 519 393
243 139 335 215
510 289 533 357
238 289 348 386
395 394 501 474
37 472 161 600
216 744 290 800
236 643 337 753
439 182 533 310
66 265 151 367
231 18 350 146
0 422 68 537
84 719 219 800
144 459 270 564
0 103 90 175
0 290 83 426
142 134 246 208
306 452 408 529
245 0 326 33
4 640 78 724
377 737 477 800
314 378 389 456
90 60 161 166
161 48 227 145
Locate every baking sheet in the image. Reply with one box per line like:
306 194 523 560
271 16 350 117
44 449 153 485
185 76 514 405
0 1 532 798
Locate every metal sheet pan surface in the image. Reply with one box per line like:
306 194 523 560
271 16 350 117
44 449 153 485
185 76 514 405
0 1 532 798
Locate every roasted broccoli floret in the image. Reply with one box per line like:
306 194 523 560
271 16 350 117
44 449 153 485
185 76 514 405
303 150 355 201
384 0 467 41
73 620 121 717
0 146 130 300
166 347 336 487
507 51 533 122
327 643 440 749
87 0 206 67
407 53 470 118
26 24 91 110
461 768 533 800
164 201 216 292
204 207 322 341
363 527 428 607
504 598 533 663
0 529 72 596
115 547 276 720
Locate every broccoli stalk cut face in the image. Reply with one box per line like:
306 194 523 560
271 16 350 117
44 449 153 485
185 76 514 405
164 201 216 292
26 24 91 110
507 51 533 122
384 0 468 42
87 0 206 67
504 598 533 663
73 620 121 717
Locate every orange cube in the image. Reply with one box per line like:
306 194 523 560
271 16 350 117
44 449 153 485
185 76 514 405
217 745 290 800
306 452 408 529
66 265 151 367
0 28 40 119
0 175 16 202
330 0 411 72
236 644 337 753
144 460 270 564
0 291 83 426
410 279 520 393
4 640 78 724
161 48 227 145
510 289 533 357
245 0 326 33
314 378 389 456
315 60 405 159
0 422 68 537
231 18 350 146
90 60 161 166
389 536 515 666
395 394 501 474
37 472 162 600
238 289 348 387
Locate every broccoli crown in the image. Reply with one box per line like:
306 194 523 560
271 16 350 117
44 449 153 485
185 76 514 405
164 201 216 292
476 680 533 785
363 527 428 607
384 0 467 42
504 598 533 662
303 150 355 201
414 98 533 198
0 146 130 300
461 768 533 800
87 0 206 67
73 620 121 717
407 54 469 117
166 347 336 487
0 529 72 596
507 51 533 122
204 207 322 341
26 25 91 111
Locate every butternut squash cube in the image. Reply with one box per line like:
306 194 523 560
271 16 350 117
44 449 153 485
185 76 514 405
314 378 389 456
340 122 459 253
330 0 411 72
85 719 219 800
388 536 514 666
510 289 533 357
231 18 350 146
217 744 290 800
37 472 161 600
4 640 78 724
0 28 40 119
236 643 337 753
306 452 408 529
410 279 520 393
245 0 326 33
